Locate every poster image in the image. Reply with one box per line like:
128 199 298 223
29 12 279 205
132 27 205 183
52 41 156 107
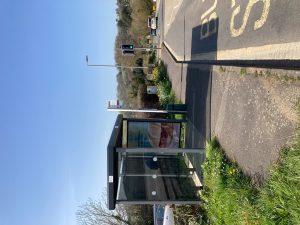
127 122 181 148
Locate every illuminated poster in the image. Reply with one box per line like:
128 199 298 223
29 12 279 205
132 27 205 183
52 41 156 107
127 122 181 148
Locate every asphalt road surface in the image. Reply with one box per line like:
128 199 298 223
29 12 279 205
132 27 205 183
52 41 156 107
159 0 300 61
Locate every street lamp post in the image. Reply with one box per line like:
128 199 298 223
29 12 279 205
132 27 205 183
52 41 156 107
85 55 149 69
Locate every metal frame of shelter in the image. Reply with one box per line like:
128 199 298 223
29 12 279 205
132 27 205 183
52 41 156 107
107 114 205 210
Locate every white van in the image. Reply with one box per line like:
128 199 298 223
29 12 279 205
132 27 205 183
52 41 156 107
148 16 158 29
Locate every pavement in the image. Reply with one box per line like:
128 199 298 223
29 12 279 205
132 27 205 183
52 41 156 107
211 67 300 178
156 0 300 179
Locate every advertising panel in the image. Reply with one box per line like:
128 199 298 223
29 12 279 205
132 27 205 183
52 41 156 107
127 122 181 148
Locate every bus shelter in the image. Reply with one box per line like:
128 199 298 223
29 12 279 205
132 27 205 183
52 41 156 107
107 114 204 210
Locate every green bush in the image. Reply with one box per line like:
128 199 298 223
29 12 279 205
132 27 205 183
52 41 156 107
157 61 168 83
153 61 177 107
157 81 171 106
148 51 156 64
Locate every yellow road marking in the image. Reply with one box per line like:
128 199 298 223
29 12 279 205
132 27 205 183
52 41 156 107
189 41 300 61
200 0 218 20
230 0 271 37
231 0 236 8
200 0 218 40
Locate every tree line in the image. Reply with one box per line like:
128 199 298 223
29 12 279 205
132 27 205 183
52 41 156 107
115 0 159 114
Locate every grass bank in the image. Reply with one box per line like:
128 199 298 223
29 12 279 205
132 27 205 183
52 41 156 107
202 126 300 224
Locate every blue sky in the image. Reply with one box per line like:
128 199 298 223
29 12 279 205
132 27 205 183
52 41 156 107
0 1 118 224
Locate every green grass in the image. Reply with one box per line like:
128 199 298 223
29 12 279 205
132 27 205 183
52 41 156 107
201 128 300 225
201 138 260 225
180 122 186 148
257 143 300 224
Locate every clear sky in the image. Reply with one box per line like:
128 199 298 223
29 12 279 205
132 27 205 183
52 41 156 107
0 1 118 224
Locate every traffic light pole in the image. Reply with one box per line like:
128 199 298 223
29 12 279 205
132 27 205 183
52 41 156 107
85 56 149 69
120 44 161 53
134 47 161 51
87 64 149 69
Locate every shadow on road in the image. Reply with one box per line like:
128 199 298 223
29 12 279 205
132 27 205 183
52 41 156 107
185 19 219 149
190 18 219 59
183 20 219 181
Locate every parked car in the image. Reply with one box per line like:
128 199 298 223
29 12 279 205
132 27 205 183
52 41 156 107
148 16 158 29
150 28 157 36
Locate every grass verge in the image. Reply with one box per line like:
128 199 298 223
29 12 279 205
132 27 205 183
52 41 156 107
201 129 300 224
201 138 260 224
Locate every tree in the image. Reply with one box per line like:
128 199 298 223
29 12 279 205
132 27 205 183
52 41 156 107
76 191 153 225
77 192 131 225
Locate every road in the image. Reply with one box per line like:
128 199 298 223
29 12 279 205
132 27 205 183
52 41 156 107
158 0 300 61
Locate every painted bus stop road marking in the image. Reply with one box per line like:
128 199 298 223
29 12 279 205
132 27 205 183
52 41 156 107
163 0 300 61
165 0 182 31
230 0 270 38
164 0 183 35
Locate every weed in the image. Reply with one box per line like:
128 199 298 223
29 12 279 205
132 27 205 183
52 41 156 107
240 67 247 76
148 50 156 64
219 66 226 73
265 70 272 77
179 122 186 148
247 69 300 83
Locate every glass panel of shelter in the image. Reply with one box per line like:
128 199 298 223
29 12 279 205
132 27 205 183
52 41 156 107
116 150 202 202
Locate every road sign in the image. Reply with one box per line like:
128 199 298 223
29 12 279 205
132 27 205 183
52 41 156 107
122 49 135 56
107 100 124 109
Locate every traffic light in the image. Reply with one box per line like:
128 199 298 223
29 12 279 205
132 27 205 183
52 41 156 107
122 49 135 55
121 44 134 50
